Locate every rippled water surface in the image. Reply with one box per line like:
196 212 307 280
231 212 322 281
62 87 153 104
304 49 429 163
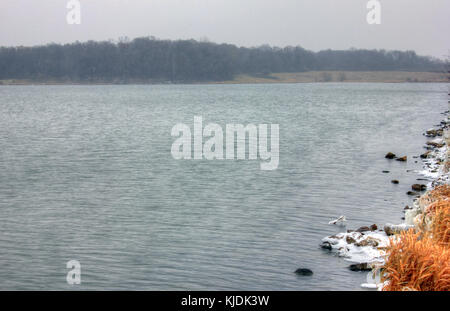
0 83 447 290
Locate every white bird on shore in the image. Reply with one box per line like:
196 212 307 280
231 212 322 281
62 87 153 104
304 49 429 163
328 215 347 225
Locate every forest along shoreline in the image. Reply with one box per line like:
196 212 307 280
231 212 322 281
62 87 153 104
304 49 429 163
320 107 450 291
0 38 445 84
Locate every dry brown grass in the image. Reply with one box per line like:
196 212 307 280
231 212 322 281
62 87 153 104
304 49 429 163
382 230 450 291
222 71 449 84
382 185 450 291
419 185 450 209
428 201 450 246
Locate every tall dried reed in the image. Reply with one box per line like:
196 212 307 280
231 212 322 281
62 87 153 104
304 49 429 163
382 186 450 291
382 230 450 291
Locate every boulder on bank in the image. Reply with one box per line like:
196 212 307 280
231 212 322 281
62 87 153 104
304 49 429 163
385 152 396 159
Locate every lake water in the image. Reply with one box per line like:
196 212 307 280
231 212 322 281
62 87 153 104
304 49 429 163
0 83 447 290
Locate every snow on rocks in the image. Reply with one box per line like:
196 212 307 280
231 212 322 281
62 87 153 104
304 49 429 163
418 122 449 185
320 113 449 290
320 229 390 264
383 223 414 235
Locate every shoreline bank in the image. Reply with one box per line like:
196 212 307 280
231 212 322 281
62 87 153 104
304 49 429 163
321 107 449 290
0 71 447 86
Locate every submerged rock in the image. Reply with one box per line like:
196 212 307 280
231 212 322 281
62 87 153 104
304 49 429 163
385 152 396 159
382 170 390 173
349 263 372 271
295 268 313 276
406 191 419 196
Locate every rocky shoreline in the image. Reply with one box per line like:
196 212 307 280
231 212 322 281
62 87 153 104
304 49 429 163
320 108 449 290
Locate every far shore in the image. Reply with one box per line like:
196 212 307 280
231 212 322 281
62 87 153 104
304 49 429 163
0 71 448 86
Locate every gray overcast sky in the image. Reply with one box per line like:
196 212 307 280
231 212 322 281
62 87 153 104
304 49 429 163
0 0 449 58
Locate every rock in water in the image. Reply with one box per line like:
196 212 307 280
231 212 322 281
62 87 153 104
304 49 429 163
396 156 407 162
355 226 371 233
420 151 431 159
426 129 438 137
426 141 444 148
349 263 372 271
411 184 426 191
295 268 313 276
319 241 332 250
391 180 399 184
385 152 396 159
425 129 443 137
407 191 418 196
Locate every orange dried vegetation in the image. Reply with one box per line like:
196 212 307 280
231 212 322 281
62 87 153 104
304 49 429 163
382 185 450 291
419 184 450 207
382 230 450 291
428 200 450 246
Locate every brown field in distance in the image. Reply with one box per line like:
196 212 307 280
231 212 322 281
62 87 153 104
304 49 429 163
223 71 448 84
0 71 447 85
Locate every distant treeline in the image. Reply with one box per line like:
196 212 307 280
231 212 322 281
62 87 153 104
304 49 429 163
0 36 445 82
